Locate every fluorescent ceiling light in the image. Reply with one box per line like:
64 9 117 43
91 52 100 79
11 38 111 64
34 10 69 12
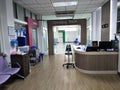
53 1 78 7
56 17 73 19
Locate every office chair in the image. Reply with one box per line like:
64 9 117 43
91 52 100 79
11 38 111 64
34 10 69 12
63 44 75 69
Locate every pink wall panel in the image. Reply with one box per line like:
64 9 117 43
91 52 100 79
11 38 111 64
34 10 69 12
26 17 39 47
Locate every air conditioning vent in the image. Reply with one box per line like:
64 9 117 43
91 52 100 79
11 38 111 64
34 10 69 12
55 11 75 17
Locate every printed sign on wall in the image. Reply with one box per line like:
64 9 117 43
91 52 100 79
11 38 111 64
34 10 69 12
102 24 109 28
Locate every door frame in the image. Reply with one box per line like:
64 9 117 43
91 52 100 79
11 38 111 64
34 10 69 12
47 19 87 55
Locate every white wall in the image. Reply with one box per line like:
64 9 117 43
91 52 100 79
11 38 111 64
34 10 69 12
37 21 42 50
41 21 48 54
6 0 14 26
0 0 14 63
37 15 43 51
110 0 117 40
87 17 92 43
0 12 2 52
53 27 59 39
42 28 48 54
92 7 101 41
92 0 117 41
54 25 80 42
65 31 79 42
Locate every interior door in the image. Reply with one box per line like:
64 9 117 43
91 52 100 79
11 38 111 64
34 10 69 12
32 28 38 47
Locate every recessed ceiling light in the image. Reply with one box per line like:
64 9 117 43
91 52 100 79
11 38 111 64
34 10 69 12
53 1 78 7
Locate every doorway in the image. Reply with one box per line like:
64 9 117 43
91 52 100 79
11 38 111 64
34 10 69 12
53 25 81 54
47 19 87 55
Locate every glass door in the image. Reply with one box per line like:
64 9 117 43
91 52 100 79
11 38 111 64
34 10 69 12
32 28 38 47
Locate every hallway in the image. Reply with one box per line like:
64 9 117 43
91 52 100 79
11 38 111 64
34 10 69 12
3 54 120 90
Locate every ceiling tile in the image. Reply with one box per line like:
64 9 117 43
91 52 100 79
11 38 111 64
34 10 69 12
28 4 42 8
38 11 55 15
76 8 85 12
65 0 78 2
36 0 51 4
79 0 90 1
22 0 38 4
77 5 87 9
90 1 102 5
39 3 53 7
78 0 90 5
90 0 109 6
66 6 76 11
75 11 86 14
87 4 101 8
14 0 108 16
43 7 54 11
55 7 66 11
85 7 97 12
51 0 65 3
34 8 44 11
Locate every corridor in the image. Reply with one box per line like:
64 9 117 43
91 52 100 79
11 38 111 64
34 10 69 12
2 54 120 90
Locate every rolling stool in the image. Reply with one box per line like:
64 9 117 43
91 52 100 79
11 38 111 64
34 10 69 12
63 44 75 69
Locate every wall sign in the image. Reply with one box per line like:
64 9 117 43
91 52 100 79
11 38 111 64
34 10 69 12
8 26 15 36
102 24 109 28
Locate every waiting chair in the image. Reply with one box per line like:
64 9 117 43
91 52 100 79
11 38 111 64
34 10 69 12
0 74 10 84
0 56 20 76
63 44 75 69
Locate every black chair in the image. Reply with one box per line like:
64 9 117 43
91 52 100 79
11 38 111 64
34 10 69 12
63 44 75 69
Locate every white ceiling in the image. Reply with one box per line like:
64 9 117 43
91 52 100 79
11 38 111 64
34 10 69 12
13 0 109 16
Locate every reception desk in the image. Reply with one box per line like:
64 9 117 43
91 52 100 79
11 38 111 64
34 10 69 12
74 50 118 74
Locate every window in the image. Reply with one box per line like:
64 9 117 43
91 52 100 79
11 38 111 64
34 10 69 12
32 13 36 19
17 4 24 21
32 28 38 47
13 2 37 20
25 9 31 18
13 2 17 19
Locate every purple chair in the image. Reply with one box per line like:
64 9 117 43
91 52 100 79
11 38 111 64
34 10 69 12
0 74 10 84
0 56 20 75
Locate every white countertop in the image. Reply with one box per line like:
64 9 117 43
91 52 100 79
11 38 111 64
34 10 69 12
73 45 118 55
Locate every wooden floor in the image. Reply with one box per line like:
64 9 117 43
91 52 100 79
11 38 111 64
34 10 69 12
2 54 120 90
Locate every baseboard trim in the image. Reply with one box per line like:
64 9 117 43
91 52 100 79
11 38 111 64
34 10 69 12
75 65 117 74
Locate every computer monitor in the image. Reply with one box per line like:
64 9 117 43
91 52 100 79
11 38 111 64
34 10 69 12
92 41 98 47
99 41 112 51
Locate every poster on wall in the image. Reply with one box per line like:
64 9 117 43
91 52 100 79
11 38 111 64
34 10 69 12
8 26 16 36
